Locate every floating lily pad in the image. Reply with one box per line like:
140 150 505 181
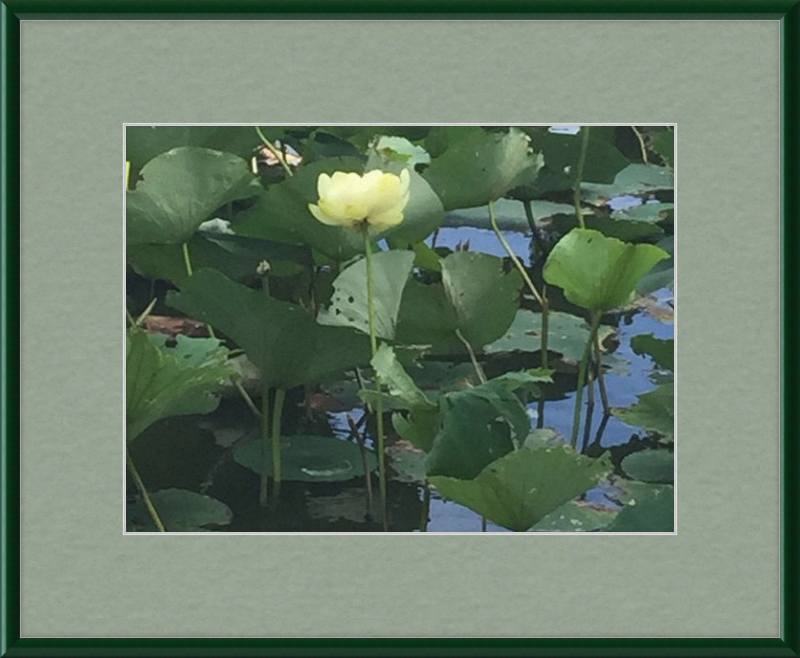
581 163 674 203
620 449 674 484
532 499 618 532
630 333 674 371
127 147 261 245
606 484 674 532
429 446 611 532
422 127 541 210
613 383 674 439
233 435 377 482
544 228 670 311
317 250 415 340
127 488 233 532
484 310 614 362
126 330 234 441
167 269 370 389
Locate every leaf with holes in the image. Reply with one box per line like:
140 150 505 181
317 250 415 340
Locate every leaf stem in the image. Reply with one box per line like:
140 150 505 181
127 447 166 532
574 126 590 230
259 385 270 507
234 379 262 419
631 126 649 164
420 485 430 532
181 242 194 277
593 331 610 413
455 328 487 384
570 310 602 449
272 388 286 500
255 126 294 178
363 227 388 531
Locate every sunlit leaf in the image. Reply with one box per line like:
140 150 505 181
544 228 669 311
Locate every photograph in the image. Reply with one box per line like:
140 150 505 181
124 124 676 534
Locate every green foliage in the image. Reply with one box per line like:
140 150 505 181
630 333 674 371
532 500 618 532
544 228 669 311
485 310 614 362
621 449 674 484
612 383 674 439
127 147 261 245
128 231 311 287
429 445 611 532
317 250 415 340
126 330 234 442
425 381 530 480
233 435 377 482
167 269 370 389
395 252 522 352
127 488 233 532
422 127 541 210
607 484 674 532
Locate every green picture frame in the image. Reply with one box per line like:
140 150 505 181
2 1 798 655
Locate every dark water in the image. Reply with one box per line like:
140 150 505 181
128 219 673 533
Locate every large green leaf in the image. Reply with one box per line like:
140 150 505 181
126 331 234 441
484 310 614 363
128 231 311 286
637 236 674 294
607 484 674 532
620 449 674 484
524 126 630 186
422 127 541 210
429 446 611 532
395 279 462 353
233 435 376 482
543 228 669 311
233 157 366 261
651 129 675 168
317 250 415 340
126 126 265 179
166 269 370 389
630 333 674 371
126 488 233 532
612 383 674 438
425 381 530 479
127 147 261 245
441 251 523 348
368 343 437 411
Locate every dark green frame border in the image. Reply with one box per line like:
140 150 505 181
2 1 798 656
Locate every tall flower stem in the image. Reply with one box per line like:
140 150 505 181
574 126 590 230
259 385 271 507
127 447 166 532
570 311 602 448
271 388 287 500
363 227 389 531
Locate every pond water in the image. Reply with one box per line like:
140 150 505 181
127 218 673 533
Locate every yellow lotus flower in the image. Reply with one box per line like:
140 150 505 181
309 169 410 232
